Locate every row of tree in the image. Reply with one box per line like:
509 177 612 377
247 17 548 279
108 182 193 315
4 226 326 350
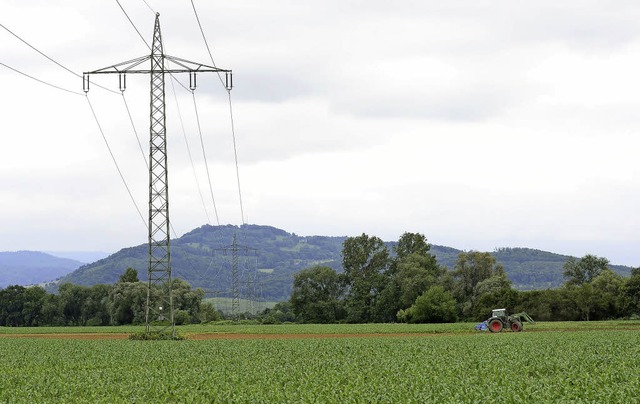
289 233 640 323
3 234 639 326
0 269 220 327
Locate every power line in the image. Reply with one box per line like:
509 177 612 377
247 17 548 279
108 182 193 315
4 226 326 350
190 0 247 225
85 94 148 230
0 21 120 95
113 3 192 94
115 0 151 50
121 93 149 169
189 0 227 90
141 0 156 14
192 91 221 225
109 8 224 241
169 76 212 225
113 4 215 229
0 61 84 96
228 92 246 224
1 22 79 77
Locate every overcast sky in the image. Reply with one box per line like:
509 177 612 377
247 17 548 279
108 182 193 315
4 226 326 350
1 1 639 267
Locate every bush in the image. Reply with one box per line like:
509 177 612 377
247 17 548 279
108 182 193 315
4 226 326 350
403 286 457 323
173 310 191 325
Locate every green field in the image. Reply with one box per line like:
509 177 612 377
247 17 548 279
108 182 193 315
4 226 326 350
1 322 639 402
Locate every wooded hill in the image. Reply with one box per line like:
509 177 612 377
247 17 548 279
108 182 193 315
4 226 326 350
49 224 634 301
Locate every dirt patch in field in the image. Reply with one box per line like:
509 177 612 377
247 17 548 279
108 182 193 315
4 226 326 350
1 326 637 341
0 332 455 341
188 332 456 340
0 333 130 340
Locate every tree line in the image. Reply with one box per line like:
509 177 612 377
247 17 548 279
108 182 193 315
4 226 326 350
3 234 639 327
289 232 640 323
0 268 220 327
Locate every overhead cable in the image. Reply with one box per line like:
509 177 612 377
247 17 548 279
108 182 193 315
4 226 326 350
0 22 119 95
85 95 148 230
227 92 246 224
169 75 211 224
190 0 247 225
189 0 227 90
114 1 192 93
0 61 84 96
192 91 221 225
141 0 156 14
115 0 151 51
121 93 149 169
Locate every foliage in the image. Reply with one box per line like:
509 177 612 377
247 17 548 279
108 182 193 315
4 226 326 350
563 254 610 286
290 266 344 323
376 232 443 322
0 269 214 327
285 234 639 324
341 234 390 323
398 286 457 323
260 302 296 324
452 251 507 319
47 225 634 301
623 268 640 315
118 267 139 283
393 232 433 260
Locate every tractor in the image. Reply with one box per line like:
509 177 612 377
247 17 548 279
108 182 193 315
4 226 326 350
485 308 535 332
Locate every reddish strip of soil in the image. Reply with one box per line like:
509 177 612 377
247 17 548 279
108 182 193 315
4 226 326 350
1 326 637 340
0 333 130 340
0 332 454 340
188 332 456 340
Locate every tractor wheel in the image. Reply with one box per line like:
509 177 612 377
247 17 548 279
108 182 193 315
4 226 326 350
511 321 523 332
488 318 503 333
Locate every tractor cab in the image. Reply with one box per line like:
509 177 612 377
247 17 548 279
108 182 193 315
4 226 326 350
484 308 535 333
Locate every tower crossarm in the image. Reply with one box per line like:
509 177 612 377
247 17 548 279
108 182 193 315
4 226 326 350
83 55 231 91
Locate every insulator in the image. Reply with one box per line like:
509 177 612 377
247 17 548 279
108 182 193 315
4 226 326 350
226 71 233 91
119 73 126 92
82 73 90 93
189 72 197 90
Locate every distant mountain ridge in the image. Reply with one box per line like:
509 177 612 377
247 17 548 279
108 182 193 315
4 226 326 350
44 224 634 300
45 251 111 263
0 251 83 288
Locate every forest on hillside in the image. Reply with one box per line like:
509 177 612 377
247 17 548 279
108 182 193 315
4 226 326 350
49 225 634 301
2 233 639 327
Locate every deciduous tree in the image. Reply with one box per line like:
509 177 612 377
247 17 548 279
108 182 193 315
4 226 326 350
563 254 609 287
290 266 343 323
452 251 506 319
341 234 389 323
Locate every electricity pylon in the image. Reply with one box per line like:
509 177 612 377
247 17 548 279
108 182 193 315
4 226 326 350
83 13 231 336
215 231 257 319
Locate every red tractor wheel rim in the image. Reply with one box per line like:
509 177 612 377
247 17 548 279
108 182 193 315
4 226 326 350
490 321 501 332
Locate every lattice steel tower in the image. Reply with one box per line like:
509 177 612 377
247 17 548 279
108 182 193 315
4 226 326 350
83 13 231 336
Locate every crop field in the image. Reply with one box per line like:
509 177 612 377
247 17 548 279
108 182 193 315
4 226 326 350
1 322 639 402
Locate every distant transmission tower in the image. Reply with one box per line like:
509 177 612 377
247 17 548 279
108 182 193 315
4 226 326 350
231 233 240 317
217 231 257 319
83 13 232 336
